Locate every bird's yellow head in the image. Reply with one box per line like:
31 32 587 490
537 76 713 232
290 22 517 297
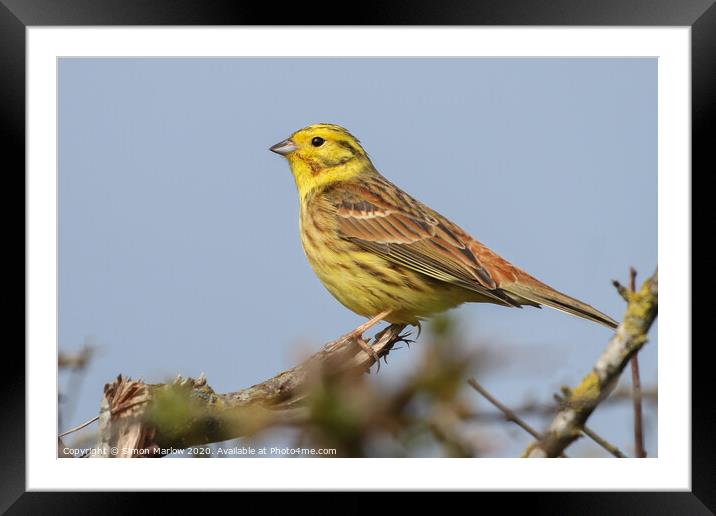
270 124 375 198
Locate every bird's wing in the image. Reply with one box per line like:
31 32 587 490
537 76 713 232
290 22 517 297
329 179 618 328
331 181 519 307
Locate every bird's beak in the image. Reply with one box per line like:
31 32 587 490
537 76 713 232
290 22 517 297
269 138 297 156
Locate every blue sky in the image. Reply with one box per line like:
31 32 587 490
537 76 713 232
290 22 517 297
58 58 657 457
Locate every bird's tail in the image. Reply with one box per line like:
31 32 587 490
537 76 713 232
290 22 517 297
503 276 619 330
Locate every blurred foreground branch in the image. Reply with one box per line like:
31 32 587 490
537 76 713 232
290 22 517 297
523 268 658 458
92 324 408 457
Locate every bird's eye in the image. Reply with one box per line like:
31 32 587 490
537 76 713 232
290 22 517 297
311 137 325 147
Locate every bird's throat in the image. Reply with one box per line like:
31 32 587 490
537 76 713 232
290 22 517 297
288 155 374 200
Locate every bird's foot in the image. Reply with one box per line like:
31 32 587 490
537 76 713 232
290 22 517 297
348 332 382 372
344 310 392 373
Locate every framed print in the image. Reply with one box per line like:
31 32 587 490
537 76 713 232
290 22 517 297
6 0 710 510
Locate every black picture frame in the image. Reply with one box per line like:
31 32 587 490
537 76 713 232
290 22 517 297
5 0 708 511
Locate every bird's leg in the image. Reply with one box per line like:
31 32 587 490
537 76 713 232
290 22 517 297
349 310 393 339
345 310 392 370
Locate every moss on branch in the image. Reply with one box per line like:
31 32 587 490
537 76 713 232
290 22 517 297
523 268 658 458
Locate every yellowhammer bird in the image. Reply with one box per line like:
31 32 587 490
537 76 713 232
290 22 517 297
270 123 617 356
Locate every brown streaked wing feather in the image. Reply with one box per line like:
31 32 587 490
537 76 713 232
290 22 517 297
330 180 518 307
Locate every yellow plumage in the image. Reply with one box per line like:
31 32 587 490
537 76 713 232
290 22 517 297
299 204 475 325
270 123 618 330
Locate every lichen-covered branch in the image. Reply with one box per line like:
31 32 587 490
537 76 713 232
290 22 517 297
523 268 658 458
93 324 408 457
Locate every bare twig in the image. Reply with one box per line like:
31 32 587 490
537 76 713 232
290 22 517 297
59 343 96 427
629 268 637 292
611 280 630 302
59 415 99 438
468 378 570 458
58 345 95 369
523 268 658 458
553 394 626 458
628 267 647 458
467 378 543 441
463 386 656 424
630 357 646 457
582 426 627 458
